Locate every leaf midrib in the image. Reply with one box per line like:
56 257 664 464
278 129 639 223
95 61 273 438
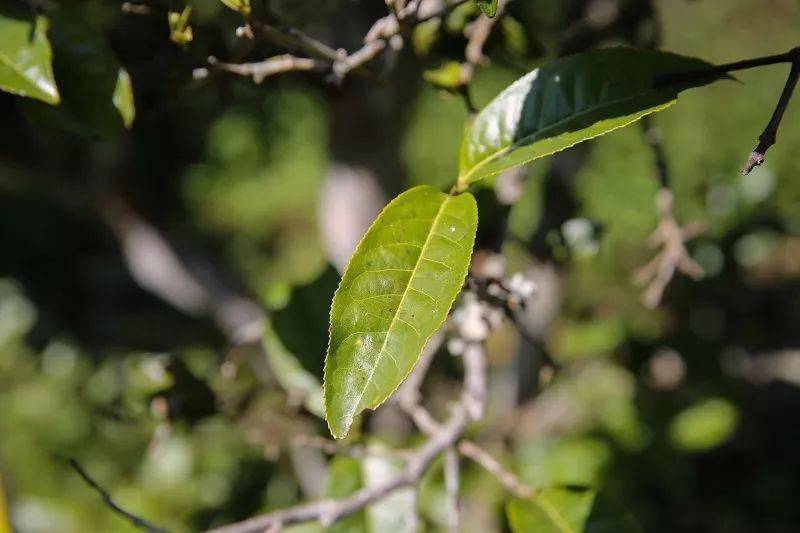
350 194 452 413
458 84 675 185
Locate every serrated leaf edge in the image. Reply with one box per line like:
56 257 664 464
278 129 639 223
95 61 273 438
457 94 676 187
323 186 477 439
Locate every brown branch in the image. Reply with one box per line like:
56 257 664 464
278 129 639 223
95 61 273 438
68 459 169 533
206 339 487 533
457 441 536 499
203 54 323 83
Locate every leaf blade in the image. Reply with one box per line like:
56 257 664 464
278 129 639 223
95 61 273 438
324 186 478 439
507 488 596 533
0 14 59 104
458 47 724 186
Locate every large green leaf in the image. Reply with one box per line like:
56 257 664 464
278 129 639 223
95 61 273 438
0 13 59 104
324 186 478 439
507 488 596 533
457 47 724 187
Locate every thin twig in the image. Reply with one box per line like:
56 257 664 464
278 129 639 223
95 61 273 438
632 188 706 308
203 54 323 83
218 0 469 85
457 0 509 111
743 55 800 174
207 342 487 533
444 446 460 533
68 459 169 533
457 441 536 499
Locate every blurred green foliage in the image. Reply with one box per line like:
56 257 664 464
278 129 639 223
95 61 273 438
1 0 800 532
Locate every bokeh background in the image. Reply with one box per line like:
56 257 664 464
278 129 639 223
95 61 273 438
2 0 800 531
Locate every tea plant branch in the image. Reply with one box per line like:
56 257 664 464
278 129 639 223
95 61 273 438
207 333 487 533
201 54 324 83
457 440 537 499
743 54 800 174
656 46 800 175
68 459 169 533
216 0 469 84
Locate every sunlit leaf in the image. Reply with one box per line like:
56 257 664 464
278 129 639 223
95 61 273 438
0 13 59 104
475 0 499 18
168 7 193 46
457 48 724 187
19 8 135 137
112 68 135 129
219 0 252 16
507 488 596 533
324 186 478 439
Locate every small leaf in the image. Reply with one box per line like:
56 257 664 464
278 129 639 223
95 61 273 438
19 9 135 137
168 7 193 46
669 398 739 452
0 13 59 104
475 0 499 18
423 61 465 91
219 0 252 16
113 68 135 129
507 488 596 533
458 47 725 188
324 186 478 439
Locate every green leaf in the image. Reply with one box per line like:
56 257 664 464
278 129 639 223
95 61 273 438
507 488 596 533
423 61 465 91
0 13 59 104
20 8 135 137
324 186 478 439
219 0 252 16
113 68 136 129
475 0 499 17
458 47 724 187
669 398 739 452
